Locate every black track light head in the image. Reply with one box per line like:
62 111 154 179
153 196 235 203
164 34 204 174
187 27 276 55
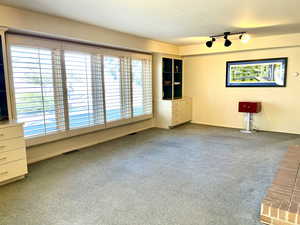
206 37 216 48
206 40 213 48
224 32 230 40
224 32 231 47
224 39 232 47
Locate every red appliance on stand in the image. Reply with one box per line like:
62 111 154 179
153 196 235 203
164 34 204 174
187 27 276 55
238 102 261 133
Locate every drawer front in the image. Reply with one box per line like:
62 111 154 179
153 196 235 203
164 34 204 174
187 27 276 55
0 149 26 166
0 126 23 141
0 160 27 183
0 138 26 153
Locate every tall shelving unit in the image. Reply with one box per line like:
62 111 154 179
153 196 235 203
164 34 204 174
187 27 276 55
173 59 183 99
162 57 183 100
0 32 9 120
153 54 192 129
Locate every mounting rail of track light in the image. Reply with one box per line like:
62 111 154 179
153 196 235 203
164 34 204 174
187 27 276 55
205 32 251 48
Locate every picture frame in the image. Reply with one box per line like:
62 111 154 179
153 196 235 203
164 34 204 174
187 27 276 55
226 58 288 87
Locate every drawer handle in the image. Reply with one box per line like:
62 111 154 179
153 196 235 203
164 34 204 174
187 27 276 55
0 146 5 149
0 157 7 161
0 171 8 176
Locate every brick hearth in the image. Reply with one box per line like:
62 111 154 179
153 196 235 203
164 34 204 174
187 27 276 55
261 145 300 225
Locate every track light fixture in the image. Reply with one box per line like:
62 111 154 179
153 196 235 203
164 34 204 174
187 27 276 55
239 33 251 43
205 37 216 48
223 32 232 47
224 39 232 47
205 32 251 48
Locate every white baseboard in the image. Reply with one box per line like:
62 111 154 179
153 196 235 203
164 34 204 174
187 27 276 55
190 121 243 130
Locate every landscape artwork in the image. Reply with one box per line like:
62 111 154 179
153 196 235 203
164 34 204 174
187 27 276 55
226 58 287 87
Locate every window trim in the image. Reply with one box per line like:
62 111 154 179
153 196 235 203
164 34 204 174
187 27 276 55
6 34 153 147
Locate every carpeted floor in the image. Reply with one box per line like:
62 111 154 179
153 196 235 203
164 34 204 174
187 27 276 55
1 124 300 225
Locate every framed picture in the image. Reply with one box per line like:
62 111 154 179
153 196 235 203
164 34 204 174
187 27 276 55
226 58 288 87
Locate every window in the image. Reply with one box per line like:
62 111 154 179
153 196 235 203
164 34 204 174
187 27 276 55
8 34 152 141
132 59 143 116
132 59 152 116
10 46 65 137
104 56 122 122
64 52 104 129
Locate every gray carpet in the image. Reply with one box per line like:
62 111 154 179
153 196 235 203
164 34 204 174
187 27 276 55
1 124 300 225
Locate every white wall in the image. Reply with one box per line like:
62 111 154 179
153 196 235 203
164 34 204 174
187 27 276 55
184 47 300 134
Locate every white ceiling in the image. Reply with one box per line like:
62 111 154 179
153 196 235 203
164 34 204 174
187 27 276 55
0 0 299 45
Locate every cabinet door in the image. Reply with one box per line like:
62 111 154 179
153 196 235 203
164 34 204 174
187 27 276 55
171 101 179 125
176 100 183 124
172 100 184 125
184 98 192 122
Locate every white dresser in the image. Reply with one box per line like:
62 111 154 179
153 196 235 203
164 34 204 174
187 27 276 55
0 121 27 185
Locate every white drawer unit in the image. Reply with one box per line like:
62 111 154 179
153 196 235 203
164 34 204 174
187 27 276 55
0 148 27 165
0 159 27 183
0 121 27 185
0 125 23 141
0 138 25 153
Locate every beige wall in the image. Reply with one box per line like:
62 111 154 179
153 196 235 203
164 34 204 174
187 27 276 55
27 119 153 164
0 4 178 54
184 47 300 134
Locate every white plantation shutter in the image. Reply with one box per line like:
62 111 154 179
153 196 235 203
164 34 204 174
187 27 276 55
52 49 65 132
91 54 105 125
10 45 65 137
132 58 152 117
64 51 105 129
120 56 132 119
142 59 152 115
7 34 152 143
103 56 122 122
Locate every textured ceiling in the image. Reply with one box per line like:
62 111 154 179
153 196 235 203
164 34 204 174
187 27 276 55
0 0 299 45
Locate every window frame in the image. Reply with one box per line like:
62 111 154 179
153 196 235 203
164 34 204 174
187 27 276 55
6 34 153 147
